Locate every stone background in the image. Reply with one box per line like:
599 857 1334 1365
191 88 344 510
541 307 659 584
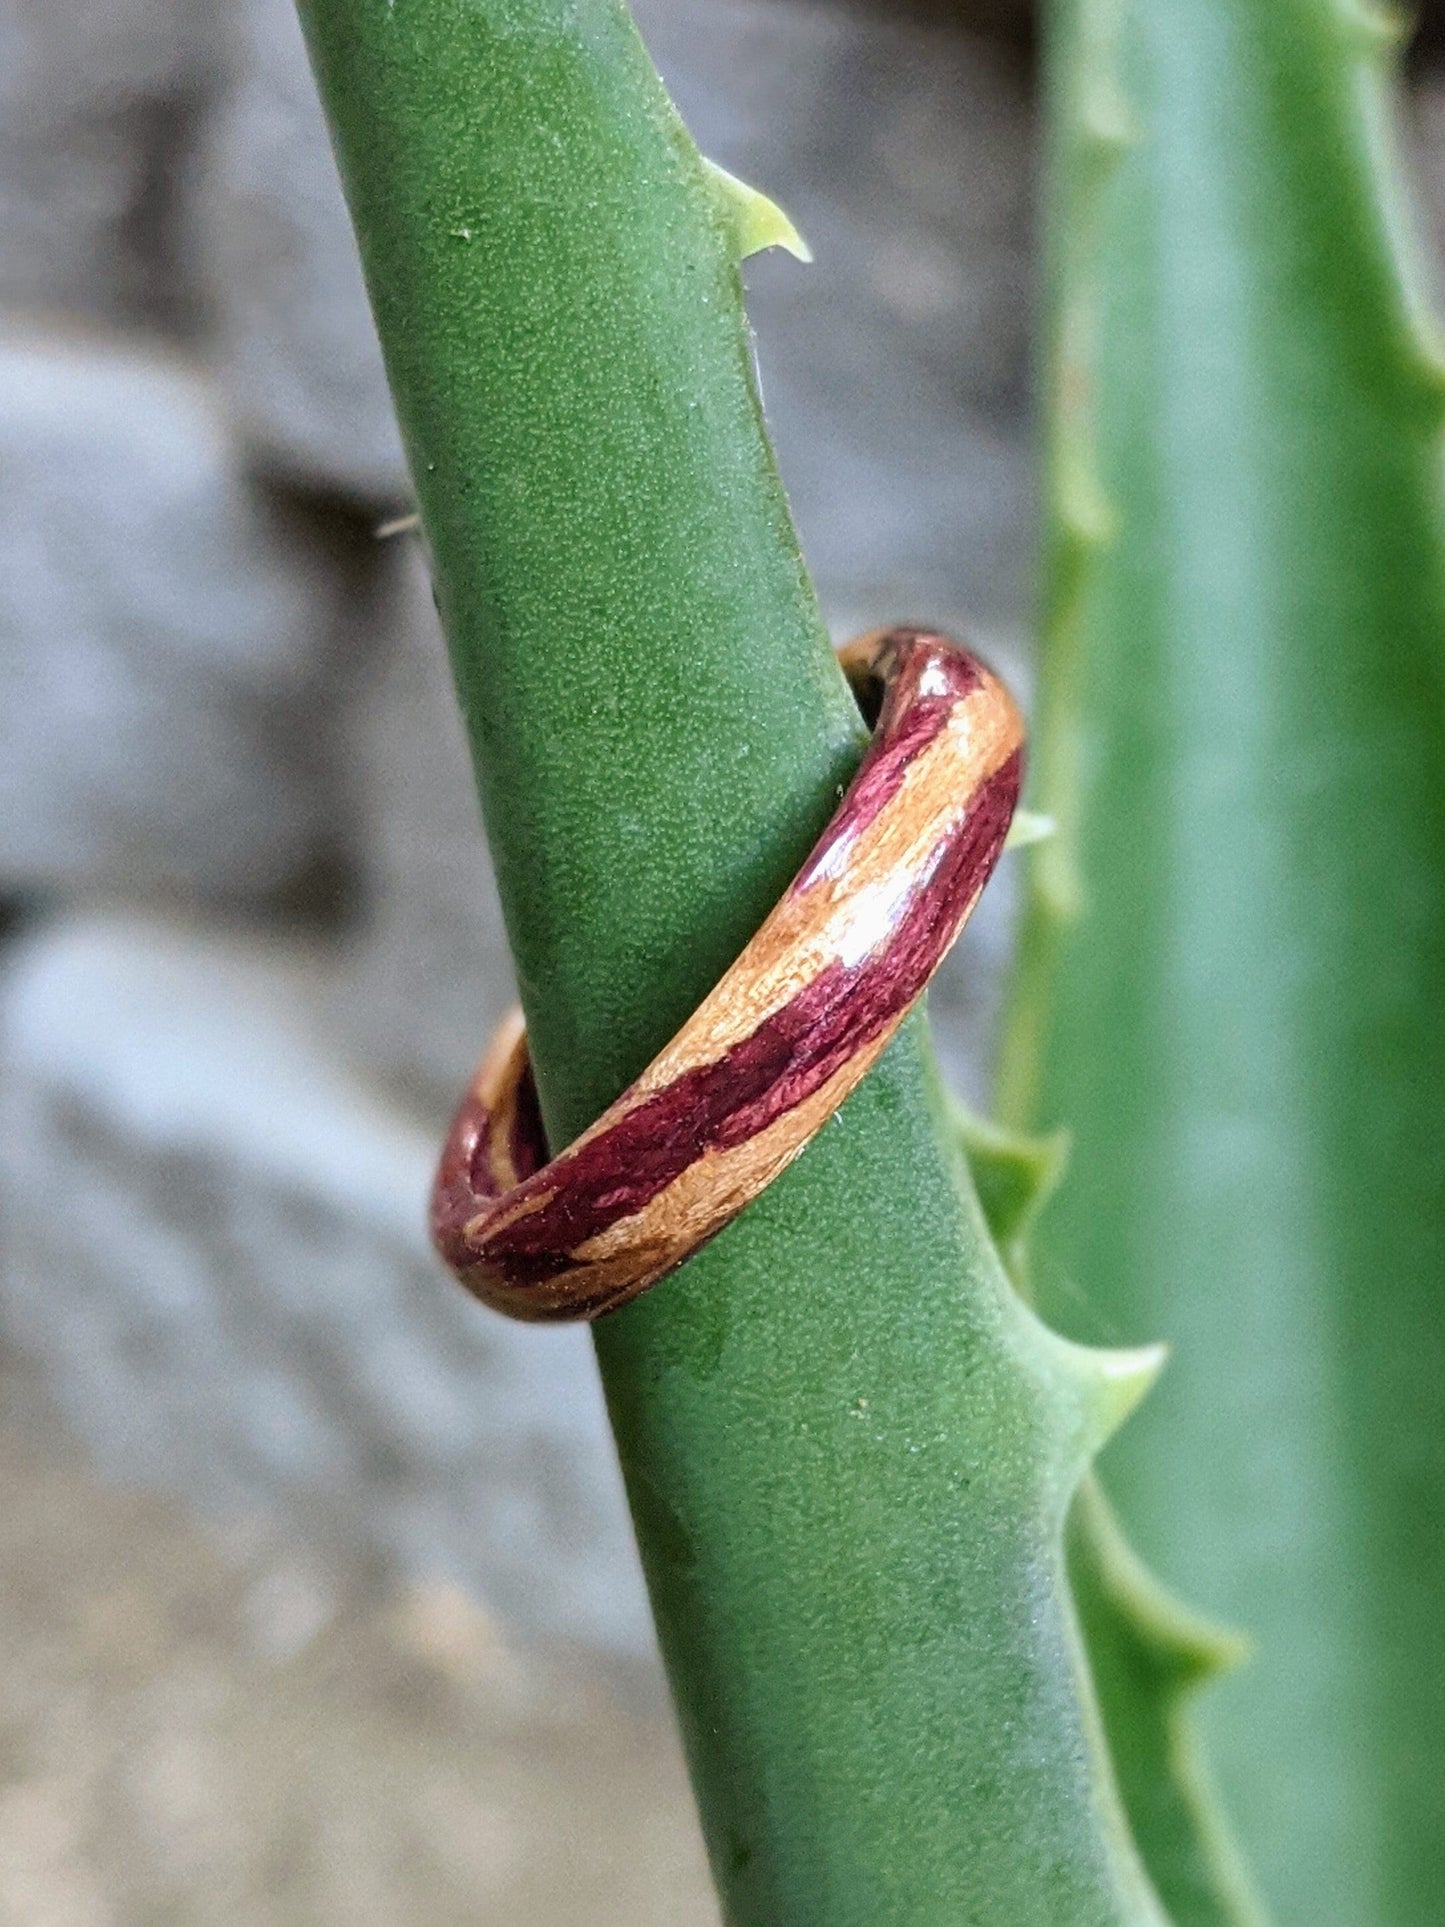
2 1 1442 1917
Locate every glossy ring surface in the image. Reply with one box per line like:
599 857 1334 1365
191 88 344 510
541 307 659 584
431 628 1023 1322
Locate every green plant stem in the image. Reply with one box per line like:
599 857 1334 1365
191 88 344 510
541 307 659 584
297 0 1167 1918
1004 1 1445 1918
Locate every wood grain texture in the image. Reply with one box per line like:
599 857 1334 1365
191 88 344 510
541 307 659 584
433 629 1022 1320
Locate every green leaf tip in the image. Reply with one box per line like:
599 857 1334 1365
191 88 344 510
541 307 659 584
703 158 812 263
1054 437 1119 565
1337 0 1408 56
1069 0 1138 177
1078 83 1137 169
1067 1337 1169 1466
1026 1326 1167 1493
953 1102 1069 1256
1073 1482 1251 1691
1068 1483 1272 1927
1004 808 1057 852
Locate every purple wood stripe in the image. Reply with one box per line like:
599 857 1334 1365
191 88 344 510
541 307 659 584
459 749 1021 1287
434 1059 547 1268
432 1088 495 1267
802 641 981 889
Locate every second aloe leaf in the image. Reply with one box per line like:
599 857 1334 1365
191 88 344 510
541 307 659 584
960 1106 1264 1927
1004 1 1445 1920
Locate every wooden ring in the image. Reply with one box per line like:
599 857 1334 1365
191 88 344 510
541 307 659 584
431 627 1023 1322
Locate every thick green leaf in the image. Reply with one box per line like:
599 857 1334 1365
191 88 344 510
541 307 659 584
296 0 1169 1919
1004 1 1445 1918
952 1100 1071 1274
1066 1488 1266 1927
959 1110 1265 1927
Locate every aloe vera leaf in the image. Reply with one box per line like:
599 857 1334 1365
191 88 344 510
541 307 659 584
1066 1486 1266 1927
952 1099 1071 1275
971 13 1268 1913
1002 0 1445 1917
960 1112 1266 1927
295 0 1170 1917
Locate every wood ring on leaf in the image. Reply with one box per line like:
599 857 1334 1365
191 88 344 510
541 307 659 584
431 628 1024 1322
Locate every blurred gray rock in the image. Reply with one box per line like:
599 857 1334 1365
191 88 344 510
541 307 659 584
636 0 1034 630
0 0 219 328
1411 78 1445 283
193 0 408 501
0 913 654 1663
333 545 517 1116
191 0 1030 574
0 330 347 902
